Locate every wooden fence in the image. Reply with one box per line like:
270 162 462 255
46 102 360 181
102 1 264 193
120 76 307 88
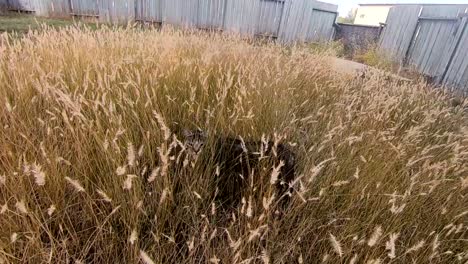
4 0 338 42
335 23 383 58
379 4 468 93
0 0 8 10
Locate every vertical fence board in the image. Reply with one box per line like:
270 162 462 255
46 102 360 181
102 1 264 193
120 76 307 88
164 0 180 25
255 0 284 37
379 5 421 61
167 0 193 27
224 0 260 36
135 0 163 22
47 0 71 16
296 0 314 42
278 0 307 42
70 0 98 16
197 0 225 29
105 0 134 23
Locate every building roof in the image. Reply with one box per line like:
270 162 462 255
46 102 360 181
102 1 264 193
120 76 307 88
359 3 468 6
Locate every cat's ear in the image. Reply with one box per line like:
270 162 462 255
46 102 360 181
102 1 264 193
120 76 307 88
200 129 208 138
195 127 207 137
182 129 192 138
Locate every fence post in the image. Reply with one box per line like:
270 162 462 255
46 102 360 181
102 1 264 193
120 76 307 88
377 23 385 38
68 0 72 15
221 0 228 30
161 0 166 25
275 0 285 38
277 0 293 43
330 11 338 41
402 19 419 67
134 0 137 22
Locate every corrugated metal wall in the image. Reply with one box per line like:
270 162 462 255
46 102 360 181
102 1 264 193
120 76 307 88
135 0 163 23
164 0 198 27
70 0 98 16
224 0 260 36
44 0 71 16
4 0 337 43
279 0 314 42
256 0 284 37
197 0 225 29
379 4 468 93
98 0 135 23
442 17 468 93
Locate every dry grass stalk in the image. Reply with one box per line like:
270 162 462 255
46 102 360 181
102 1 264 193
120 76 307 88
0 25 466 263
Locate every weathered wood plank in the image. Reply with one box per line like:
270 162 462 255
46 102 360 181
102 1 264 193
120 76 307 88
379 5 421 61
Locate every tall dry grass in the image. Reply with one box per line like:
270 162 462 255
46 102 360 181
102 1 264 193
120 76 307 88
0 26 467 263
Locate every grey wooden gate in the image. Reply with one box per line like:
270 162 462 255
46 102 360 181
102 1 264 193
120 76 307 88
277 0 337 43
406 17 461 80
442 16 468 91
306 8 337 42
406 6 468 82
379 4 468 92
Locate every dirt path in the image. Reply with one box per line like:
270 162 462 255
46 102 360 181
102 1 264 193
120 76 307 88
328 57 412 83
329 57 368 76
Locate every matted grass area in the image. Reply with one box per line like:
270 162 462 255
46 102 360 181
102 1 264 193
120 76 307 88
0 27 467 263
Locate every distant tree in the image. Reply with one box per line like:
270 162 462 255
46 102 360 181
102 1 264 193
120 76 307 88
337 8 357 24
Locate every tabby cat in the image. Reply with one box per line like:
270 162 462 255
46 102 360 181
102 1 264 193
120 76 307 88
181 128 296 210
141 128 296 257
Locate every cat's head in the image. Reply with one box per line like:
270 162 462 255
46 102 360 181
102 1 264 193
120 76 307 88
182 128 208 155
